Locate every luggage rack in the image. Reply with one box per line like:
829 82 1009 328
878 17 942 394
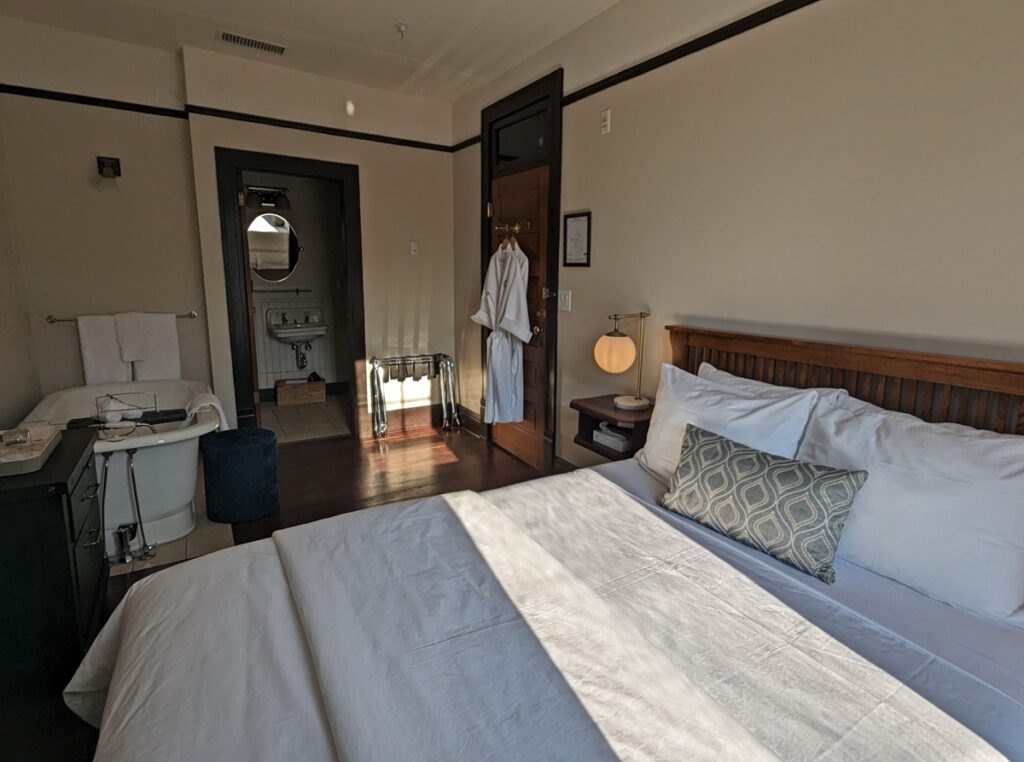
369 353 461 437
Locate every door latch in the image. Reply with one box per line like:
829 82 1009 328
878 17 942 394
541 287 557 299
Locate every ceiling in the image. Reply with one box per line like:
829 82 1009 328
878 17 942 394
0 0 625 101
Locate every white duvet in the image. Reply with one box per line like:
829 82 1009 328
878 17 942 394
67 470 1003 761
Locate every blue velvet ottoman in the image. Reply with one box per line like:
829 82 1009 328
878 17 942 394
200 428 279 523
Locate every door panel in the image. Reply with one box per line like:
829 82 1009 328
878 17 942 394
490 165 549 470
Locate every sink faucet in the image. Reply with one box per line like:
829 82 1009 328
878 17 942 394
280 312 289 325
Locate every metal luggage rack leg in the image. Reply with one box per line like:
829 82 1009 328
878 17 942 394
369 353 461 438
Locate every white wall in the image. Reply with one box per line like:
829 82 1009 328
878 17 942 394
0 15 184 109
451 0 773 141
452 0 1024 466
555 0 1024 464
188 114 454 425
184 47 452 146
0 139 40 427
0 94 211 394
452 146 483 415
0 24 457 425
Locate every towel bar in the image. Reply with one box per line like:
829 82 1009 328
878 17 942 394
46 310 199 324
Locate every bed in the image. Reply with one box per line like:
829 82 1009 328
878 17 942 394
66 327 1024 761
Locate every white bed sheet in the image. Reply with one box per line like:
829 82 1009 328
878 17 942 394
590 459 1024 758
66 466 1022 761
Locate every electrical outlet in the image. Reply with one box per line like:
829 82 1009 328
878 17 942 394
558 290 572 312
409 240 419 256
600 108 612 135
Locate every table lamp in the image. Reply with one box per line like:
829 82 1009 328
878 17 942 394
593 312 651 409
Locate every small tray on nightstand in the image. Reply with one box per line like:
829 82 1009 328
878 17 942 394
570 395 654 461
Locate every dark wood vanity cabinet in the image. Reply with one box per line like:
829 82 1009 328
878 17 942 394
0 429 108 690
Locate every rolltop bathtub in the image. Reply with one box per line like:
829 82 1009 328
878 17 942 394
23 380 226 556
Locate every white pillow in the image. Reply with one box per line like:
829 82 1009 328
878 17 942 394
698 362 848 401
798 394 1024 622
636 364 819 484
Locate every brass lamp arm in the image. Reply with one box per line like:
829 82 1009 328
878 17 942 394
607 312 650 401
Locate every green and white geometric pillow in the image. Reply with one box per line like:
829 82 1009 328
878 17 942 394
660 425 868 583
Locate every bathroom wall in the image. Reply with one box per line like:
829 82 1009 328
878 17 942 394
0 143 41 428
244 171 348 390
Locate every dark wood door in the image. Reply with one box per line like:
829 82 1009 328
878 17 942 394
490 165 550 470
239 195 262 427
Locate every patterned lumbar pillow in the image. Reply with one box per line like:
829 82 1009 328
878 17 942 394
660 425 868 583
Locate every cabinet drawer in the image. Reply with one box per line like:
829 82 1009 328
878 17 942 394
68 458 100 543
73 500 105 645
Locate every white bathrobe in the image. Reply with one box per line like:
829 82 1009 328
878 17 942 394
471 243 533 423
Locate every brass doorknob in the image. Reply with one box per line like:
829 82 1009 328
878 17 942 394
532 325 543 335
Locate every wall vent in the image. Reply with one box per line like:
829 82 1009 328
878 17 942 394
219 31 286 56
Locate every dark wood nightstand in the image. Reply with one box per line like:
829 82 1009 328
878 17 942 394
570 395 654 460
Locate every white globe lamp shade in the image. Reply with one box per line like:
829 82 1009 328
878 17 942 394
594 332 636 374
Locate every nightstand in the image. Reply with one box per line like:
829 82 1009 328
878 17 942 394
570 395 654 460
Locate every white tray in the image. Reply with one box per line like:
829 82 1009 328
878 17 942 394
0 427 62 477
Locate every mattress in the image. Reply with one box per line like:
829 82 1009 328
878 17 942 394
590 459 1024 758
66 466 1022 760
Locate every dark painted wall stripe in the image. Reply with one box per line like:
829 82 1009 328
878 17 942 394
0 82 187 119
561 0 821 106
186 104 452 152
451 134 482 152
454 0 821 147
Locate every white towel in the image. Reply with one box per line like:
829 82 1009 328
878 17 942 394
131 313 181 381
186 393 230 431
77 315 131 384
114 312 149 362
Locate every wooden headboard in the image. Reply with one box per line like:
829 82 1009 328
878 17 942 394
668 326 1024 435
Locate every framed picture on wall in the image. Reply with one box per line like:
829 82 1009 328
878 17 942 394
563 211 591 267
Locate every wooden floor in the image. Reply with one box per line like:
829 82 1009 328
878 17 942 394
232 426 543 544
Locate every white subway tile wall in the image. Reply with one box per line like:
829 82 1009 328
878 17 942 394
253 297 339 390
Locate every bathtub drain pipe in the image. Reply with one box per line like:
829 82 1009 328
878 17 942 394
126 449 157 560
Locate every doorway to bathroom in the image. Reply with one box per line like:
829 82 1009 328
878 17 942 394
215 149 366 441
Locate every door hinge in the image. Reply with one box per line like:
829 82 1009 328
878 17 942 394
486 202 493 219
238 191 246 207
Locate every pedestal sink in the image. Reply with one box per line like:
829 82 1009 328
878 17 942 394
267 308 328 370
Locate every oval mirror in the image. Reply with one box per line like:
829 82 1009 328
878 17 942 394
248 213 301 283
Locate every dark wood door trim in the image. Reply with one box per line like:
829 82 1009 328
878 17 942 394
480 69 563 470
214 148 366 434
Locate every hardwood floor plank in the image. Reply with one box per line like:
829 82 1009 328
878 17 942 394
232 429 543 545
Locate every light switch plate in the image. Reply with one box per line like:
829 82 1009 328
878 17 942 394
558 290 572 312
409 240 419 256
600 108 612 135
